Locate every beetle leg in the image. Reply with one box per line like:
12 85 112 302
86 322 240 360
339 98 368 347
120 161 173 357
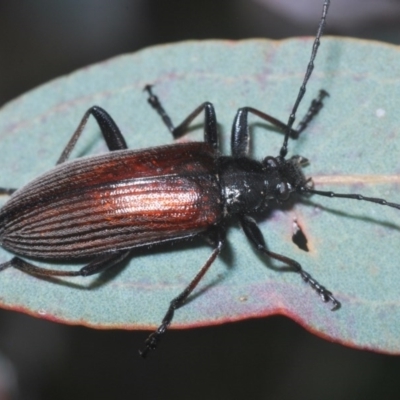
79 251 131 276
231 107 298 158
1 251 130 278
144 85 219 151
139 229 225 358
143 85 175 133
57 106 128 164
240 215 340 311
1 106 127 193
231 89 329 157
0 188 17 196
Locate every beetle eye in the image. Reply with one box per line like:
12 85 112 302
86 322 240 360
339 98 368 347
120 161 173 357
276 182 291 201
263 156 278 170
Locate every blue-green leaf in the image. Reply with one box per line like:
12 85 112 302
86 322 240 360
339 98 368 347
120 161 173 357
0 38 400 353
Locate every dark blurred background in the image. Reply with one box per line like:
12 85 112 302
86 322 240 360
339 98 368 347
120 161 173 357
1 1 400 399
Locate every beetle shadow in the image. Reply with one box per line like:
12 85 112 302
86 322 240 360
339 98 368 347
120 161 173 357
247 194 400 275
252 121 300 138
89 237 235 293
167 122 224 143
12 256 131 290
252 121 289 137
18 233 235 293
244 121 304 163
300 197 400 233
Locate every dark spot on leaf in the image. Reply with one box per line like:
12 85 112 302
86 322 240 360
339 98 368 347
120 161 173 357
292 219 309 252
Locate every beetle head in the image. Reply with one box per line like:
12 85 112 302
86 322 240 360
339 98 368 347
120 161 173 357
262 155 310 203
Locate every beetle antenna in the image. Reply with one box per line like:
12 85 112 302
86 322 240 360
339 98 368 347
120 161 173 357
302 188 400 211
280 0 330 159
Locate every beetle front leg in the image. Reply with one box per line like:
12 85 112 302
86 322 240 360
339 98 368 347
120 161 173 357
240 215 340 310
57 106 128 164
144 85 219 151
231 90 328 157
1 251 130 278
231 108 299 158
140 230 225 358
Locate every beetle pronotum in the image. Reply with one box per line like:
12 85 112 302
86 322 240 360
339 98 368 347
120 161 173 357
0 0 399 357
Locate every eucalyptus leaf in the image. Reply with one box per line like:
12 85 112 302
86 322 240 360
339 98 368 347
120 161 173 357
0 38 399 354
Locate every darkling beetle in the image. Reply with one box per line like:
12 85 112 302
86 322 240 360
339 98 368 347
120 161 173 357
1 0 400 357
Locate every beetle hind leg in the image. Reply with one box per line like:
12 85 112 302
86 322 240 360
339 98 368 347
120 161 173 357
57 106 128 165
140 230 225 358
1 108 129 201
0 251 130 278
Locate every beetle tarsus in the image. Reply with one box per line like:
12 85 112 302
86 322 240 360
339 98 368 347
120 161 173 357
139 331 162 358
300 270 340 311
140 312 172 358
144 84 176 134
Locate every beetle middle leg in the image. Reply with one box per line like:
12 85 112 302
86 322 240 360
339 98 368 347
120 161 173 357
139 229 226 358
146 86 328 160
144 85 305 152
57 106 128 164
2 250 130 278
144 85 219 150
240 215 340 310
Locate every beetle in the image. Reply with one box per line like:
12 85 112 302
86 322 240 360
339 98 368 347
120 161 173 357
1 0 400 357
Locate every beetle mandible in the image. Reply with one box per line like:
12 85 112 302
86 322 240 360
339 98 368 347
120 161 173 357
1 0 400 357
